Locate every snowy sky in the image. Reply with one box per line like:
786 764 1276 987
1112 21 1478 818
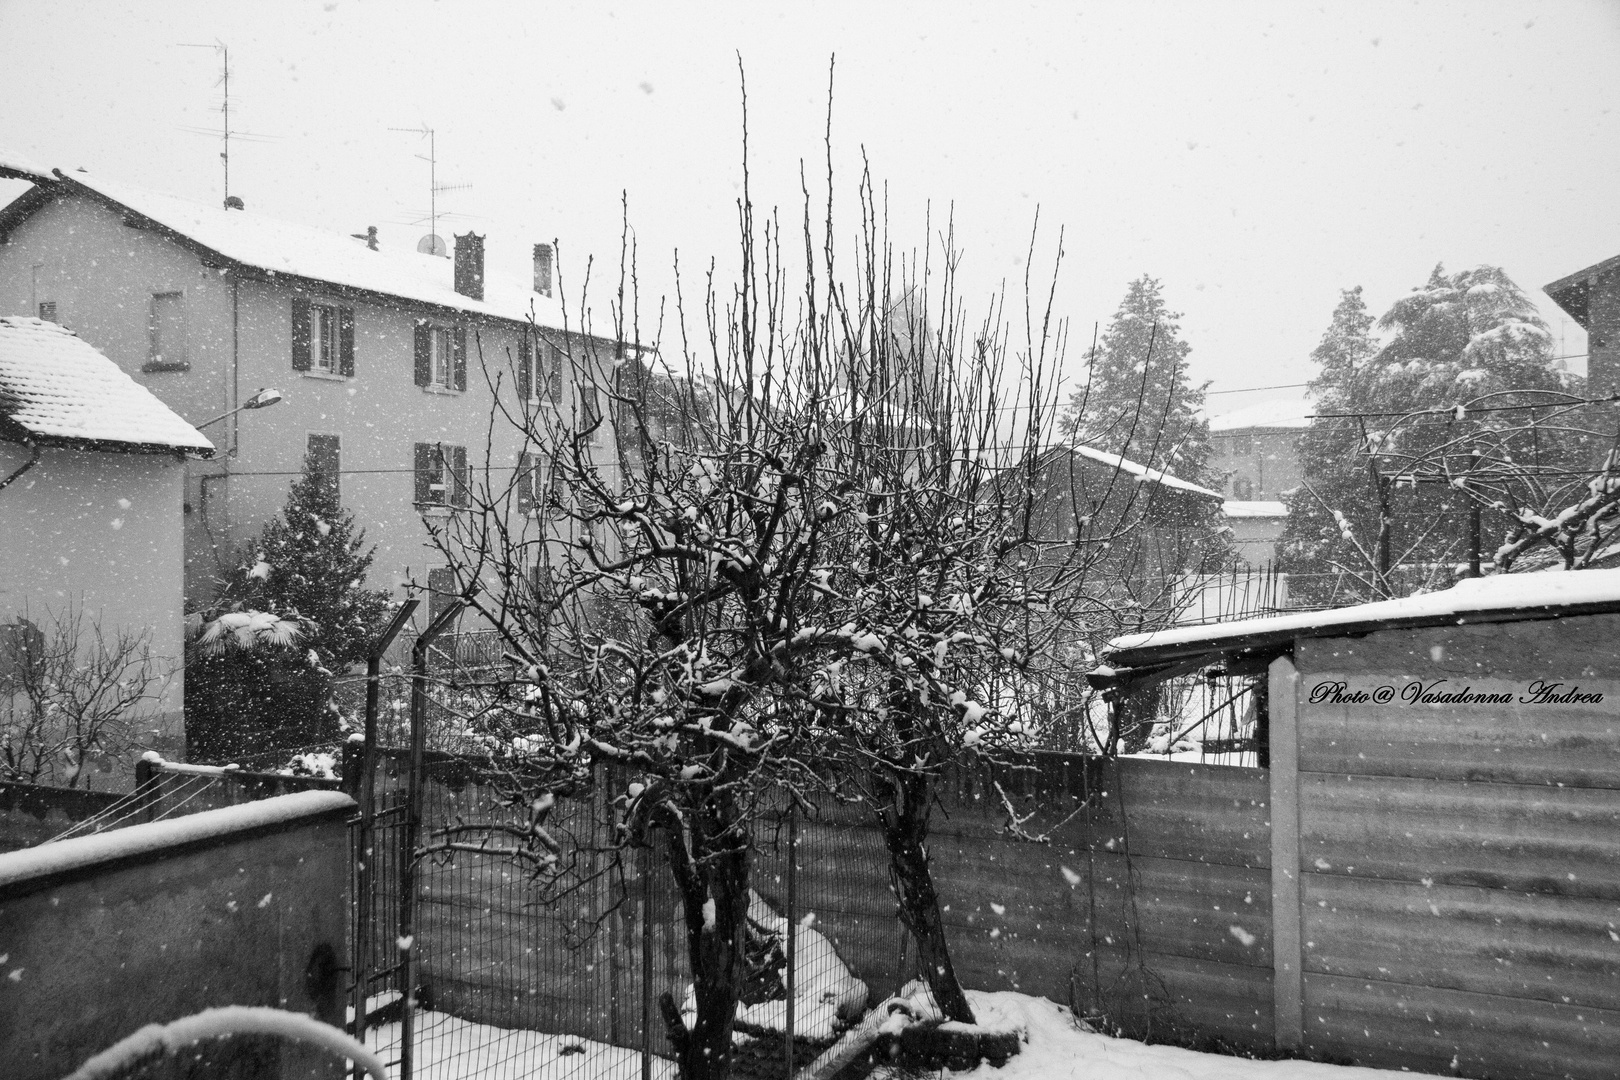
1 0 1616 419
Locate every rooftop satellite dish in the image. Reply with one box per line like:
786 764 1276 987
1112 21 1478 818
417 233 447 257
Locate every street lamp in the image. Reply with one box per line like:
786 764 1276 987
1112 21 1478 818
196 387 283 430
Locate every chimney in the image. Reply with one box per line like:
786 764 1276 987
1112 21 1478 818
454 232 485 301
533 242 554 298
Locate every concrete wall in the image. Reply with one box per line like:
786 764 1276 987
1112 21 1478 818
0 443 187 761
0 789 355 1079
0 189 610 605
1272 613 1620 1080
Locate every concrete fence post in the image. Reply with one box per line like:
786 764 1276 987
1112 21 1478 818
1267 653 1303 1052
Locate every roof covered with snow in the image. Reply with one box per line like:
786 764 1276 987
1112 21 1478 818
1064 444 1223 501
36 169 567 331
1222 500 1288 518
1105 567 1620 667
1207 397 1313 432
0 317 214 455
0 146 52 184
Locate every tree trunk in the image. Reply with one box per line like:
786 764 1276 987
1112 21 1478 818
665 804 752 1080
878 766 976 1024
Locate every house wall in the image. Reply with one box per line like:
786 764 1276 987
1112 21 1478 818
0 189 603 606
0 443 187 763
1224 512 1287 566
1588 264 1620 397
1274 613 1620 1080
1209 427 1302 500
0 790 354 1080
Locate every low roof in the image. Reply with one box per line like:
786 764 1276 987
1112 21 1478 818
1222 499 1287 518
1062 443 1224 501
0 146 52 184
0 317 214 456
10 168 568 332
1208 397 1313 432
1103 567 1620 670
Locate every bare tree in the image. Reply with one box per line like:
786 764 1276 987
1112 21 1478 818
412 76 1212 1076
0 602 171 789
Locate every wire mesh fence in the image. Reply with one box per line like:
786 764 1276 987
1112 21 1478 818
346 740 943 1080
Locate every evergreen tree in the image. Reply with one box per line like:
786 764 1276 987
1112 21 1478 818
1063 275 1211 484
1279 267 1580 603
185 451 391 762
231 451 391 670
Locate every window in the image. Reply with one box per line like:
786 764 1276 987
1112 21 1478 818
517 332 564 402
291 297 355 376
517 451 568 516
36 301 56 323
308 433 340 499
414 442 469 508
414 322 466 391
146 291 187 371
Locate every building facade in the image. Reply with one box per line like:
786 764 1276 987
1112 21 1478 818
0 316 214 762
0 168 615 609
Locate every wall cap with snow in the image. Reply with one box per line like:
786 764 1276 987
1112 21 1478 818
0 789 355 899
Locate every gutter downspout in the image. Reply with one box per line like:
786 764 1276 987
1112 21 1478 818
0 436 41 493
230 273 241 457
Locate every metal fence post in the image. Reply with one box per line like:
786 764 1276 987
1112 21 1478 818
642 839 653 1080
399 594 468 1080
351 601 417 1079
785 804 797 1078
133 755 157 824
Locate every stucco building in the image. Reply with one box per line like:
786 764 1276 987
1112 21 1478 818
0 165 614 609
0 316 213 763
1207 398 1311 567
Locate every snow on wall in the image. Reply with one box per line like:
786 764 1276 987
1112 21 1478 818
0 789 354 1080
0 788 354 890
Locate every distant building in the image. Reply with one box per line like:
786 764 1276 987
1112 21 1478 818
0 316 213 761
1221 498 1289 565
0 166 617 607
1206 398 1311 567
1545 253 1620 395
1207 398 1311 501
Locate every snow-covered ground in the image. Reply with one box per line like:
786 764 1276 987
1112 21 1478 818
366 1009 675 1080
368 991 1443 1080
875 990 1446 1080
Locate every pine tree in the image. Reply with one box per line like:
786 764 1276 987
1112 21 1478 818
1063 275 1211 484
184 451 391 763
1279 268 1581 603
233 450 391 670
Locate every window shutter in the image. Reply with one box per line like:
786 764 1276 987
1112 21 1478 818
452 327 468 391
414 442 434 504
517 331 533 401
517 452 536 515
338 307 355 376
291 296 312 371
452 445 470 507
413 322 430 387
548 342 563 400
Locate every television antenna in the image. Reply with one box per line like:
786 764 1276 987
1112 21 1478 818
389 125 472 256
178 41 278 208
